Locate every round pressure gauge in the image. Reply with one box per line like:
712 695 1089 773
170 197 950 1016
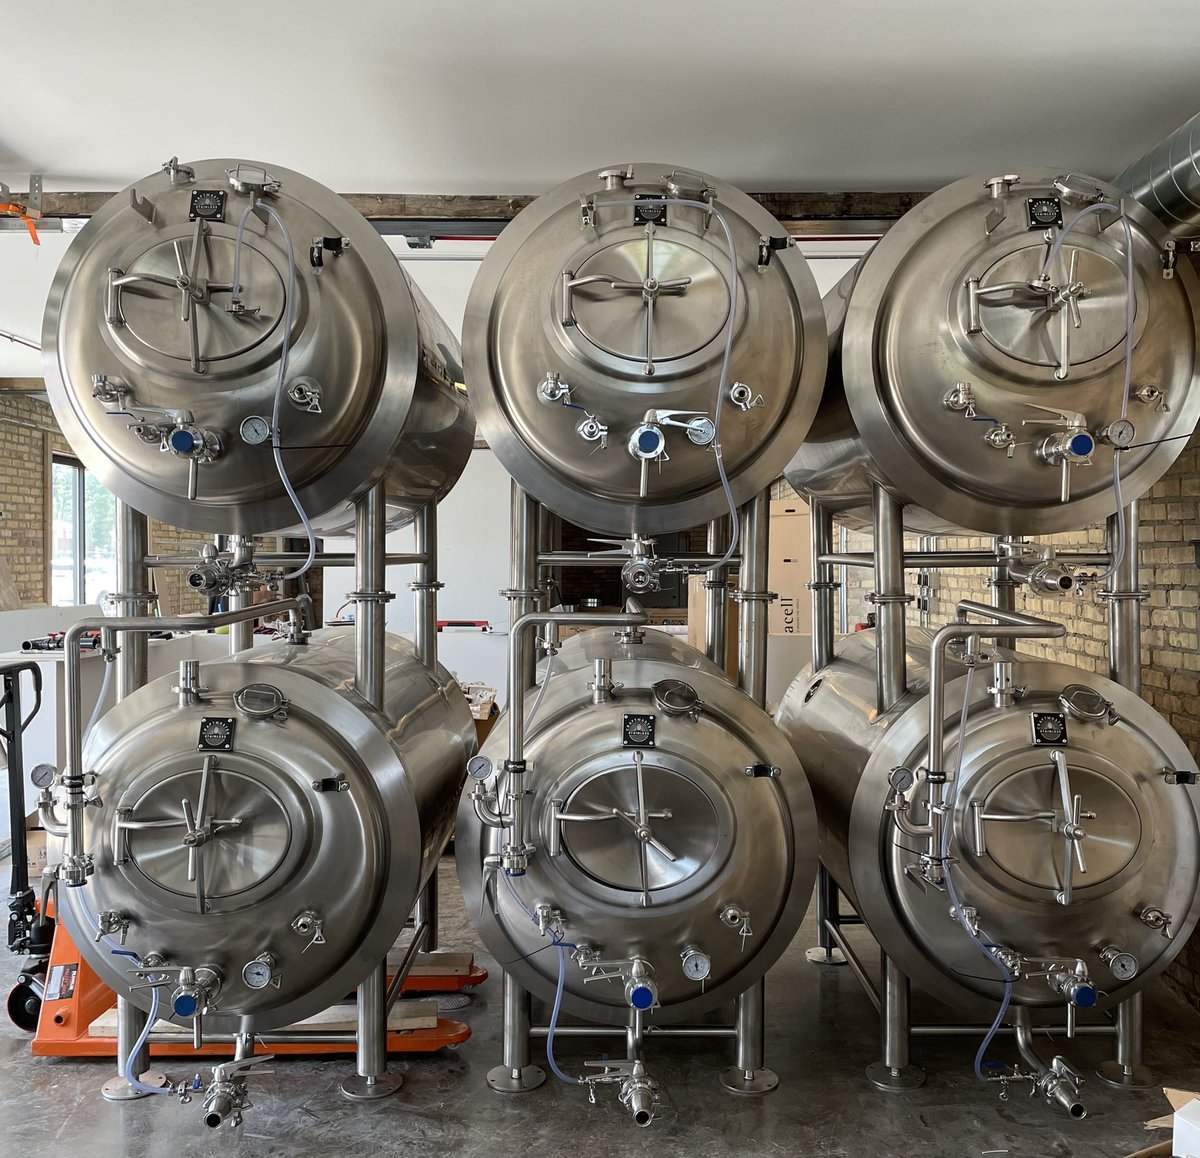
1107 952 1139 982
241 954 277 990
888 766 915 793
30 763 56 790
1100 418 1136 449
466 755 494 781
240 415 272 446
681 947 711 982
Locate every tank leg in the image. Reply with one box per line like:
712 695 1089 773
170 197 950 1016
805 865 846 966
340 960 402 1100
719 979 778 1094
100 995 168 1101
867 955 924 1091
488 972 545 1092
1096 991 1155 1090
416 872 440 953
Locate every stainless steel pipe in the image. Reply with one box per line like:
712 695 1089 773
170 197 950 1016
353 484 387 711
819 551 1112 570
811 501 835 672
113 503 150 700
872 486 907 713
1107 501 1143 694
736 492 769 708
704 516 730 669
413 503 438 671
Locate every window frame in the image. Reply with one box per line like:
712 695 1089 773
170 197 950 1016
52 454 87 606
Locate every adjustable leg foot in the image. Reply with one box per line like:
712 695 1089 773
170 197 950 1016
101 1071 169 1102
1095 1060 1155 1091
340 1073 403 1101
487 1063 546 1093
866 1061 925 1092
805 946 847 966
719 1065 779 1095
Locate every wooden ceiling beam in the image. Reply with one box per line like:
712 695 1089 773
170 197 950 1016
35 189 927 223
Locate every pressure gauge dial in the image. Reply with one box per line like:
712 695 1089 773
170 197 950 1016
241 953 277 990
1030 712 1067 746
466 755 494 781
30 763 56 790
681 946 711 982
197 716 236 752
1107 952 1139 982
1098 418 1136 449
240 415 272 446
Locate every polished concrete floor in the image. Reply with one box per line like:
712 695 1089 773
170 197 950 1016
3 858 1197 1158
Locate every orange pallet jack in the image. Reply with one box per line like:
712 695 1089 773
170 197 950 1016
31 916 487 1059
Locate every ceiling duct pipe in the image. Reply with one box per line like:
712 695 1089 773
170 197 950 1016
1113 109 1200 241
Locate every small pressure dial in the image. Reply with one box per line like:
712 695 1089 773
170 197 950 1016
198 717 236 752
1098 418 1136 449
239 415 272 446
466 755 494 781
241 954 277 990
1030 712 1067 746
30 763 57 790
1107 952 1139 982
888 767 915 793
681 946 711 982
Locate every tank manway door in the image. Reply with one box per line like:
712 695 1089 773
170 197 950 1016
966 747 1141 906
554 751 722 908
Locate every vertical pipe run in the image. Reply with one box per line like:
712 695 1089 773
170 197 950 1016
736 492 769 708
990 537 1016 615
872 485 907 713
413 502 439 671
105 502 160 1102
354 483 387 711
810 501 835 672
1107 501 1142 694
705 515 730 670
113 503 149 699
510 484 540 695
340 481 399 1100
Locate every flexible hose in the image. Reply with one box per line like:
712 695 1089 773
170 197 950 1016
122 983 172 1095
232 203 316 581
82 660 114 745
1040 201 1135 583
546 944 579 1085
594 196 742 573
938 666 1015 1080
524 652 557 732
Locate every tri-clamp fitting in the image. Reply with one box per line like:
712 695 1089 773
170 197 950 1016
198 1051 275 1129
582 955 659 1011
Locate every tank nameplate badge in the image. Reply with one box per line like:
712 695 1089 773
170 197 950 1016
1030 712 1067 746
622 713 657 748
198 717 236 751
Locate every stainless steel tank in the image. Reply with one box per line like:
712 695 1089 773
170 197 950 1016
785 172 1200 535
774 630 1200 1012
456 629 815 1024
59 628 475 1033
464 164 827 536
42 157 473 536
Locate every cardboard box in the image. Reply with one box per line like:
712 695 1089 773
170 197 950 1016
686 573 740 680
769 498 812 637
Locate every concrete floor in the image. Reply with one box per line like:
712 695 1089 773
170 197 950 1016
3 858 1197 1158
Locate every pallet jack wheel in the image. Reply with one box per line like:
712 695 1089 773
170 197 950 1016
7 981 41 1033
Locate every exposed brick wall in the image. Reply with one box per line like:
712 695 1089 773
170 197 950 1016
781 429 1200 1009
0 393 206 615
0 395 69 604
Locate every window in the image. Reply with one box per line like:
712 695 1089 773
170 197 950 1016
51 457 117 606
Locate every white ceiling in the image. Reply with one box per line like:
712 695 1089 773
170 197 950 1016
3 0 1200 195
